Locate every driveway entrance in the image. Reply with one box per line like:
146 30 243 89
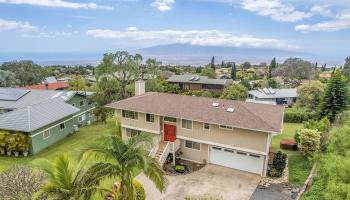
137 164 261 200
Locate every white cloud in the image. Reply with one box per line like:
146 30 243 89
295 10 350 32
151 0 175 11
86 28 295 50
127 26 138 31
310 5 332 17
21 30 79 38
240 0 312 22
0 0 113 10
0 18 37 32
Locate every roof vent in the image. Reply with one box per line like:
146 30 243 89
212 102 219 107
194 76 200 81
226 108 234 112
189 77 195 81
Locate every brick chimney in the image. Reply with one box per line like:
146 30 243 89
135 80 145 96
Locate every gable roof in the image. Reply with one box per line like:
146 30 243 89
249 88 297 99
0 98 79 132
106 92 284 133
167 74 232 86
23 81 69 90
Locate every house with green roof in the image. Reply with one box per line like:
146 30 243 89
0 88 96 154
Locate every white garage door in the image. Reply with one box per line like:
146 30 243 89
209 146 264 175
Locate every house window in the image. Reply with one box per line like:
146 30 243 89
203 123 210 130
185 140 200 150
126 128 141 138
122 110 138 120
182 119 193 129
79 114 86 122
219 125 233 130
146 113 155 123
164 116 176 122
59 123 65 131
79 100 85 107
42 130 50 139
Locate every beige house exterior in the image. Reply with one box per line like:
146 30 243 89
108 82 284 176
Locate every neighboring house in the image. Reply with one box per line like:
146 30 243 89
23 81 70 91
106 81 284 176
247 88 298 106
44 76 58 84
167 74 233 92
0 88 96 154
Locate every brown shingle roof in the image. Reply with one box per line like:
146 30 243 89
106 92 284 133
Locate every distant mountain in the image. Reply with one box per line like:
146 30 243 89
135 43 307 65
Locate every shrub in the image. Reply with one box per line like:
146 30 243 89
299 129 321 158
0 165 45 200
174 165 186 173
303 118 330 133
284 108 318 123
133 180 146 200
0 130 10 153
268 151 287 177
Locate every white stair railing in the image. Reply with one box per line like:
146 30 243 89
159 142 170 166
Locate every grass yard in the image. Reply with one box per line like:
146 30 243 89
272 123 313 187
0 118 117 172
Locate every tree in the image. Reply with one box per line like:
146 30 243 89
0 69 16 87
146 78 180 94
268 57 277 78
33 154 107 200
93 76 120 122
319 70 350 122
279 58 313 87
82 121 165 200
220 84 248 100
69 75 87 91
0 165 45 200
0 60 45 86
298 128 321 158
200 67 216 78
295 81 325 111
96 51 141 99
230 63 237 80
210 56 215 70
140 58 159 80
220 61 225 68
342 56 350 78
242 62 251 69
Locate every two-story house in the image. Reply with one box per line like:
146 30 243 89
0 88 96 154
106 81 284 176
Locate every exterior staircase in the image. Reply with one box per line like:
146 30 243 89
154 141 168 161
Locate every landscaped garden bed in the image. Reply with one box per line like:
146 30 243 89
163 155 205 175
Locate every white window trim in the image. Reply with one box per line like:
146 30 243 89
42 130 51 140
59 123 65 131
219 125 233 130
181 119 193 130
145 113 155 123
184 140 201 151
122 110 139 121
203 123 210 131
79 114 86 122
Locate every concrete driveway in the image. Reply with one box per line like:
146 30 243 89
137 164 261 200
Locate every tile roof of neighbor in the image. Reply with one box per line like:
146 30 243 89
23 81 69 90
167 74 233 85
0 98 79 132
249 88 298 99
106 92 285 133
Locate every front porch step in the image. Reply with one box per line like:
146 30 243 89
154 141 168 162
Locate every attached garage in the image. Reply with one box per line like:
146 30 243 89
209 146 265 175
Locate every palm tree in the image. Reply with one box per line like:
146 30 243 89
33 154 108 200
82 120 165 200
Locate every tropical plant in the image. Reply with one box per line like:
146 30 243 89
18 133 31 155
299 129 321 158
0 130 9 154
0 165 46 200
33 154 108 200
318 70 350 122
220 84 248 100
82 120 165 200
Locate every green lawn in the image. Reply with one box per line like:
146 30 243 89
0 118 117 172
272 123 313 187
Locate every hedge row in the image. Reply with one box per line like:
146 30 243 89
284 109 318 123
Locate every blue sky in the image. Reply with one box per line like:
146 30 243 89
0 0 349 63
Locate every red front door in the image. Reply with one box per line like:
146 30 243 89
164 124 176 142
